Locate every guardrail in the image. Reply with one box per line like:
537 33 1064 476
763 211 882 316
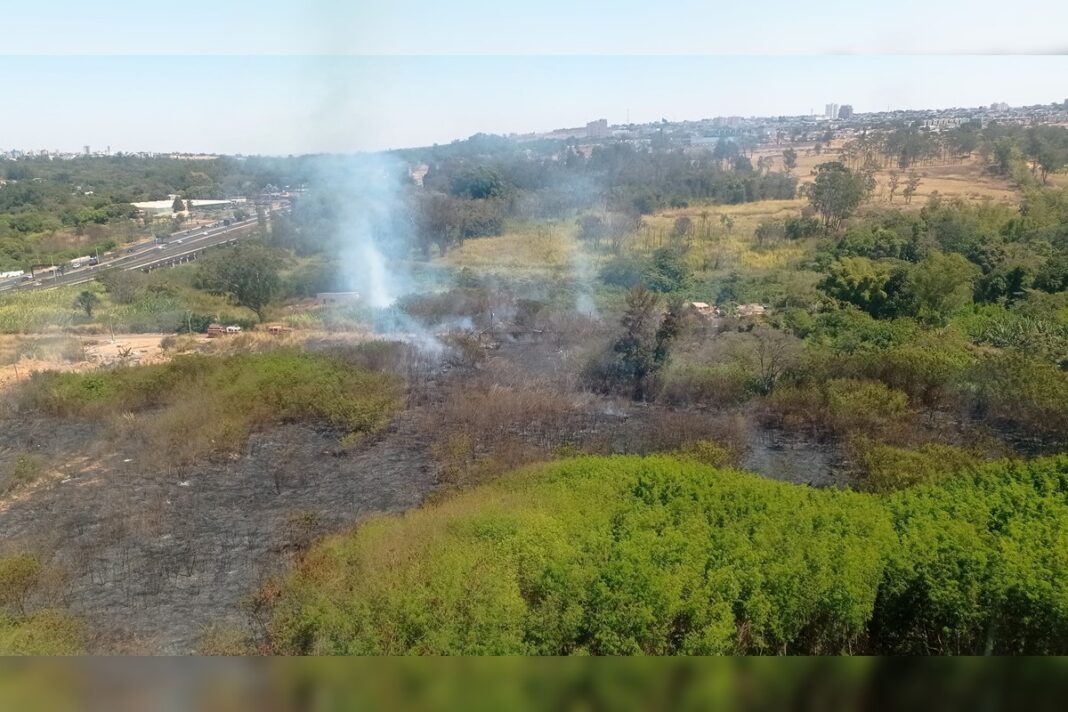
0 214 272 293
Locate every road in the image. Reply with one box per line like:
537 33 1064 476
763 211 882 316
0 215 270 293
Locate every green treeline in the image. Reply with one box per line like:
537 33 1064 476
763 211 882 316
268 454 1068 655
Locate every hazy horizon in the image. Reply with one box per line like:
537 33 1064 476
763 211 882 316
1 55 1065 156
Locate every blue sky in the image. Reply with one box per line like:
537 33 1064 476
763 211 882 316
0 56 1065 154
4 1 1067 55
1 2 1065 154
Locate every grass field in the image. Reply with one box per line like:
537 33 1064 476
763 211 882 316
752 142 1020 206
441 222 579 276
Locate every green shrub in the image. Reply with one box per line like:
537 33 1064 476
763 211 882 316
967 352 1068 440
873 456 1068 654
0 610 85 655
657 363 753 408
765 378 912 439
268 454 1068 655
825 379 911 434
5 454 44 492
861 443 983 493
269 456 894 655
0 554 41 614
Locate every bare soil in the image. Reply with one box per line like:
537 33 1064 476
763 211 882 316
0 412 436 653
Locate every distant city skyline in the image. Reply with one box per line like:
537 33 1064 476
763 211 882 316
1 56 1065 155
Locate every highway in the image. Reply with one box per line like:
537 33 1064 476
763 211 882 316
0 214 270 294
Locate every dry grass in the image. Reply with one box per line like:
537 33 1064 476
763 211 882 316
16 351 404 467
442 222 579 275
751 141 1020 206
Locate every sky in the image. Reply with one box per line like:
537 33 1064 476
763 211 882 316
4 1 1068 55
1 2 1066 154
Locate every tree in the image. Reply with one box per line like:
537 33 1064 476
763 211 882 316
583 286 683 400
991 139 1015 176
720 214 735 235
644 247 692 293
902 171 922 205
196 244 282 322
671 216 693 240
95 268 144 305
172 195 185 213
887 171 901 204
819 257 915 319
448 165 510 200
807 162 870 231
1026 126 1068 184
74 290 100 318
782 148 798 174
712 138 740 169
910 251 979 324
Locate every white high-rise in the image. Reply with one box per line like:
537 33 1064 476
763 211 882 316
824 103 839 119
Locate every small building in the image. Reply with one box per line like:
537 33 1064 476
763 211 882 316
735 303 767 318
687 301 720 318
206 323 225 338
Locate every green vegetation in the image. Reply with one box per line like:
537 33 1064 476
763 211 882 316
0 610 84 655
17 351 402 462
0 554 83 654
0 268 258 334
195 243 284 322
268 454 1068 655
3 453 45 493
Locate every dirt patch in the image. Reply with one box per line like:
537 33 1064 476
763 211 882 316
0 333 197 389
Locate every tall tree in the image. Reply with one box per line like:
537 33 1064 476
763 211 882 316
806 162 869 231
782 148 798 174
887 171 901 204
196 244 282 322
903 171 922 205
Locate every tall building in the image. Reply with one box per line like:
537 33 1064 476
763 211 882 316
838 104 853 119
83 145 90 156
824 103 839 119
586 119 609 138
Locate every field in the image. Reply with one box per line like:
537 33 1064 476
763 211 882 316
1 122 1067 655
752 140 1020 206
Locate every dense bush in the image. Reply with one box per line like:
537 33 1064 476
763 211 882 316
18 351 403 463
764 378 912 439
268 454 1068 655
860 443 983 493
269 456 893 654
873 456 1068 653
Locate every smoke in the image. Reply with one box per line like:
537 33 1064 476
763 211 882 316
323 153 412 308
569 244 600 318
